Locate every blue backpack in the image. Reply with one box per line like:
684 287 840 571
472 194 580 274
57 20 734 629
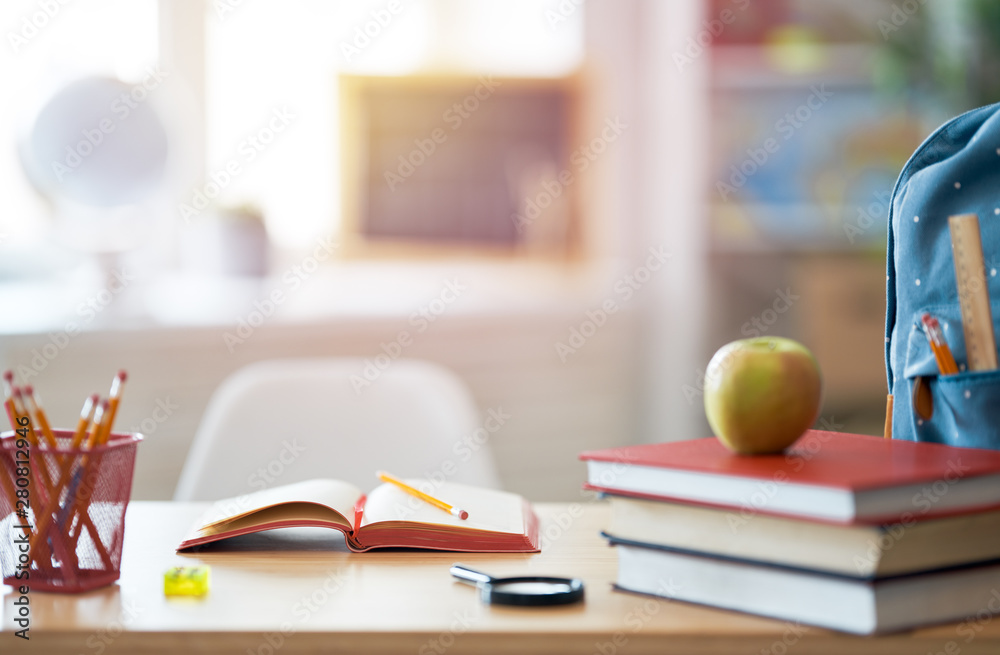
886 102 1000 447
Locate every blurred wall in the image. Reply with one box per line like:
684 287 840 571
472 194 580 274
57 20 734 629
0 0 710 500
0 307 640 501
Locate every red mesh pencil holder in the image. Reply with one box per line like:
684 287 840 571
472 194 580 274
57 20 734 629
0 429 142 593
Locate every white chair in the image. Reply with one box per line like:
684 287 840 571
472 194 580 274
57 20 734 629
174 358 501 500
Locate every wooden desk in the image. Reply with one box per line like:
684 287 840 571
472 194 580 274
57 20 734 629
4 502 1000 654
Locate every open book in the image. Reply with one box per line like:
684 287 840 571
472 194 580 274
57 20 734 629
176 479 540 553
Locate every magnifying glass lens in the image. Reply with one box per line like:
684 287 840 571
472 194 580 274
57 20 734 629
492 581 575 595
483 577 585 606
451 565 585 606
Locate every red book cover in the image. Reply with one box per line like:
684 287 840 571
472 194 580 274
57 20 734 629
175 479 540 553
582 431 1000 490
581 431 1000 523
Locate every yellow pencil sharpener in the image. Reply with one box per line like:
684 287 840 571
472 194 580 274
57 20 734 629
164 566 211 597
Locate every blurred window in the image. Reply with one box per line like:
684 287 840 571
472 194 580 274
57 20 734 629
0 0 159 244
0 0 583 255
204 0 584 249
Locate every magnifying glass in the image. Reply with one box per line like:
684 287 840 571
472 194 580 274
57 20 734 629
450 564 585 606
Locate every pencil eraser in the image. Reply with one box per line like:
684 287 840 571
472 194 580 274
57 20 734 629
164 566 210 597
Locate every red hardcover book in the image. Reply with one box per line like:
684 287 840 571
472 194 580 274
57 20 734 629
177 479 539 553
581 430 1000 524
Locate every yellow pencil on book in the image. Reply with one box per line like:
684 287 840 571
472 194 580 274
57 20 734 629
377 470 469 520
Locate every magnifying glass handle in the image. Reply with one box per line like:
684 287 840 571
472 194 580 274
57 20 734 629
450 564 494 587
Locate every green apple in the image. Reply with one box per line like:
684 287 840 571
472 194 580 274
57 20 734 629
704 337 822 455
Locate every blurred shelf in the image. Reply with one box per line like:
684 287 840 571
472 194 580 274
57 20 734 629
0 259 628 335
708 238 885 256
708 202 888 254
711 44 877 90
704 4 903 415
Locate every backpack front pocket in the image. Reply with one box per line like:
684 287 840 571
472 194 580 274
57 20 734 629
899 305 1000 448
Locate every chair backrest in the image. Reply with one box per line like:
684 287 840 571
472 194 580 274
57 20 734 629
174 358 501 500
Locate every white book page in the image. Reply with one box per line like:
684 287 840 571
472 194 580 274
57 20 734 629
199 479 362 530
361 480 525 535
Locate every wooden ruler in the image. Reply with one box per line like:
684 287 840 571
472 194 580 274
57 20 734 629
949 213 998 371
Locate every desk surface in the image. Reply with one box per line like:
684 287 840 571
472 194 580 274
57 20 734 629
4 502 1000 654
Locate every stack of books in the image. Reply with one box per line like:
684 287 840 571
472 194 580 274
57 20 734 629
581 430 1000 634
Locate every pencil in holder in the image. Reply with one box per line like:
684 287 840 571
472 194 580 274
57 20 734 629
0 429 142 593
